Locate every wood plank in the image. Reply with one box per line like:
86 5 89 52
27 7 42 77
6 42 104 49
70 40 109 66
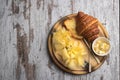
0 0 119 80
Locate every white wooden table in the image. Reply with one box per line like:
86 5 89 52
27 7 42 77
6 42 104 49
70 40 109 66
0 0 119 80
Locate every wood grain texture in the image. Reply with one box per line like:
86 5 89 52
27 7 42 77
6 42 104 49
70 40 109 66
0 0 119 80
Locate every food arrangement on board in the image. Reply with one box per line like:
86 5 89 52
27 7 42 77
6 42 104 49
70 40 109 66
48 11 111 74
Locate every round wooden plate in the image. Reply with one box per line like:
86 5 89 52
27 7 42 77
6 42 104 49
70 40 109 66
48 13 109 74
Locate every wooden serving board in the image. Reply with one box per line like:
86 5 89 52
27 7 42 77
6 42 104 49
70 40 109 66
48 13 109 74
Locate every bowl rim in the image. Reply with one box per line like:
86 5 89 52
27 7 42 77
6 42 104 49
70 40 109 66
92 37 111 56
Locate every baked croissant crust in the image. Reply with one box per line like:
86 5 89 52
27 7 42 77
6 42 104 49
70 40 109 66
76 12 100 42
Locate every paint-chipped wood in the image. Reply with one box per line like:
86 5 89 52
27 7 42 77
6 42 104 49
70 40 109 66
100 76 103 80
36 0 44 10
15 23 35 80
12 0 19 14
0 0 119 80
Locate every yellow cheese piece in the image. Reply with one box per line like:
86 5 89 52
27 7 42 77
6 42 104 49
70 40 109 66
67 59 77 70
61 48 70 61
77 56 84 67
52 27 88 70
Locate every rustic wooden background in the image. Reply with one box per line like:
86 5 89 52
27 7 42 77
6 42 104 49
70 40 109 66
0 0 119 80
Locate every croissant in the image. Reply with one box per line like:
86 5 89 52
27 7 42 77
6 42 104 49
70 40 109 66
76 12 100 42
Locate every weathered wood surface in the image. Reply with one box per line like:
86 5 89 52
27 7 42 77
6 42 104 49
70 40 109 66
0 0 119 80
